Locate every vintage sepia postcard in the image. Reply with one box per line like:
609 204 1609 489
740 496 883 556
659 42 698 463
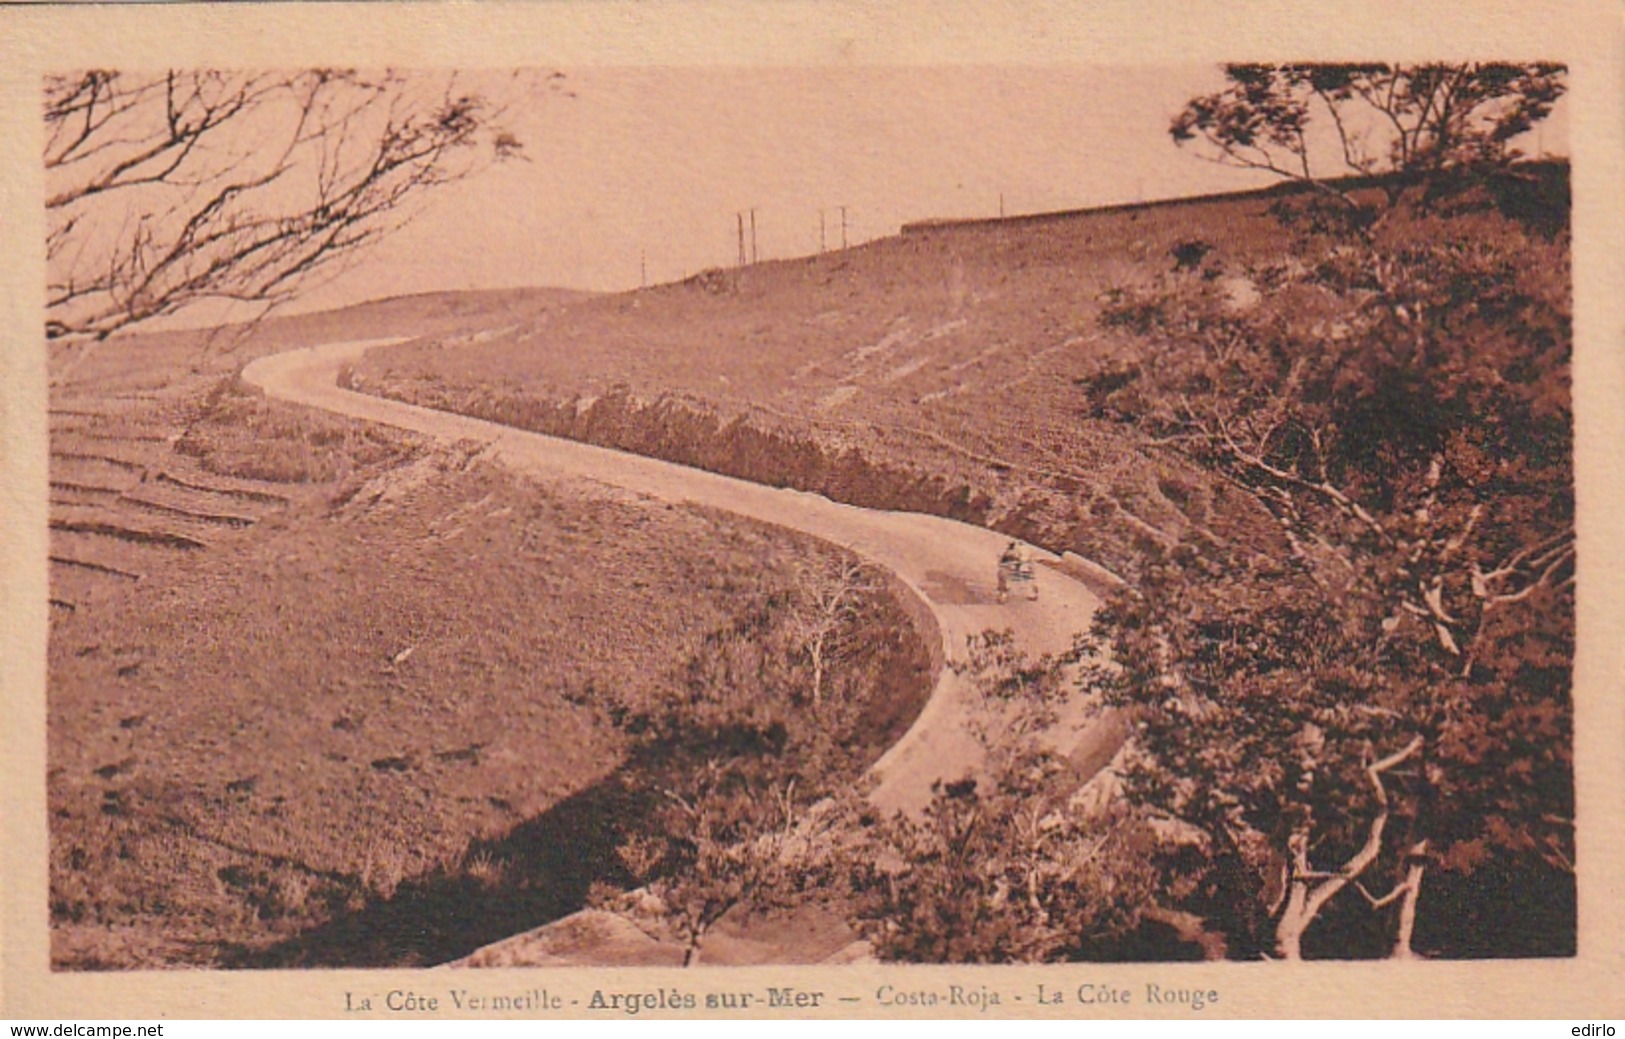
3 0 1623 1022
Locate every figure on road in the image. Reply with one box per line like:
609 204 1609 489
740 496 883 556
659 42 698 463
996 540 1038 603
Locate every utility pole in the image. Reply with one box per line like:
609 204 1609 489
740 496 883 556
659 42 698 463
640 248 647 289
749 207 758 265
839 205 849 250
737 212 747 267
819 209 826 254
999 192 1005 218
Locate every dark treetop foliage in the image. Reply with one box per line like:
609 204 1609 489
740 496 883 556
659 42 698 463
1170 63 1567 214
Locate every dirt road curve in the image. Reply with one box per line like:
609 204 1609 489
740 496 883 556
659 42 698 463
243 338 1124 815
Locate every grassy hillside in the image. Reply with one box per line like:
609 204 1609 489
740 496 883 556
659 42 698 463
353 190 1311 574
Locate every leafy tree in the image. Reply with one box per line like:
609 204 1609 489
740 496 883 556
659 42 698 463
588 559 898 963
45 69 549 346
600 624 1159 966
606 761 836 965
1170 64 1566 213
847 633 1157 962
1080 185 1574 958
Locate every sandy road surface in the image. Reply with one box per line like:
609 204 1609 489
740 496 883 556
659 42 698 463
243 338 1126 815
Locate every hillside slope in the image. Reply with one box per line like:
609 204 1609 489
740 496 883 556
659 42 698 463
47 288 936 969
354 191 1304 573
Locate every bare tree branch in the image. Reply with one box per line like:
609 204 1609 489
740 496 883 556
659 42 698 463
45 68 560 346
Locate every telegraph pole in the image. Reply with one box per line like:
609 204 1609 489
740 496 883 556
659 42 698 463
640 249 647 288
749 207 758 264
839 205 849 250
737 212 747 267
819 209 826 254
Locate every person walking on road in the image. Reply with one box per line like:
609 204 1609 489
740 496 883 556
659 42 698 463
996 540 1038 603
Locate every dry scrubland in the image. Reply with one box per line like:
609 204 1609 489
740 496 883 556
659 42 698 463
47 299 932 969
347 176 1576 962
353 194 1307 575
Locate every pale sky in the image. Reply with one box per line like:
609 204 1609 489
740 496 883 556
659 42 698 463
271 65 1568 313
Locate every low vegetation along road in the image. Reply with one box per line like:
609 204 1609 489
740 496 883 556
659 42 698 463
243 338 1129 817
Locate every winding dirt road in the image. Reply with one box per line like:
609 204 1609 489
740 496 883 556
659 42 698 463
242 338 1126 817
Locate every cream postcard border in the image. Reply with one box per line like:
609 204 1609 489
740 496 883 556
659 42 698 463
2 0 1621 1020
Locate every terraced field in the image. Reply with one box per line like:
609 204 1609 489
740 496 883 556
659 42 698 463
48 403 293 616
